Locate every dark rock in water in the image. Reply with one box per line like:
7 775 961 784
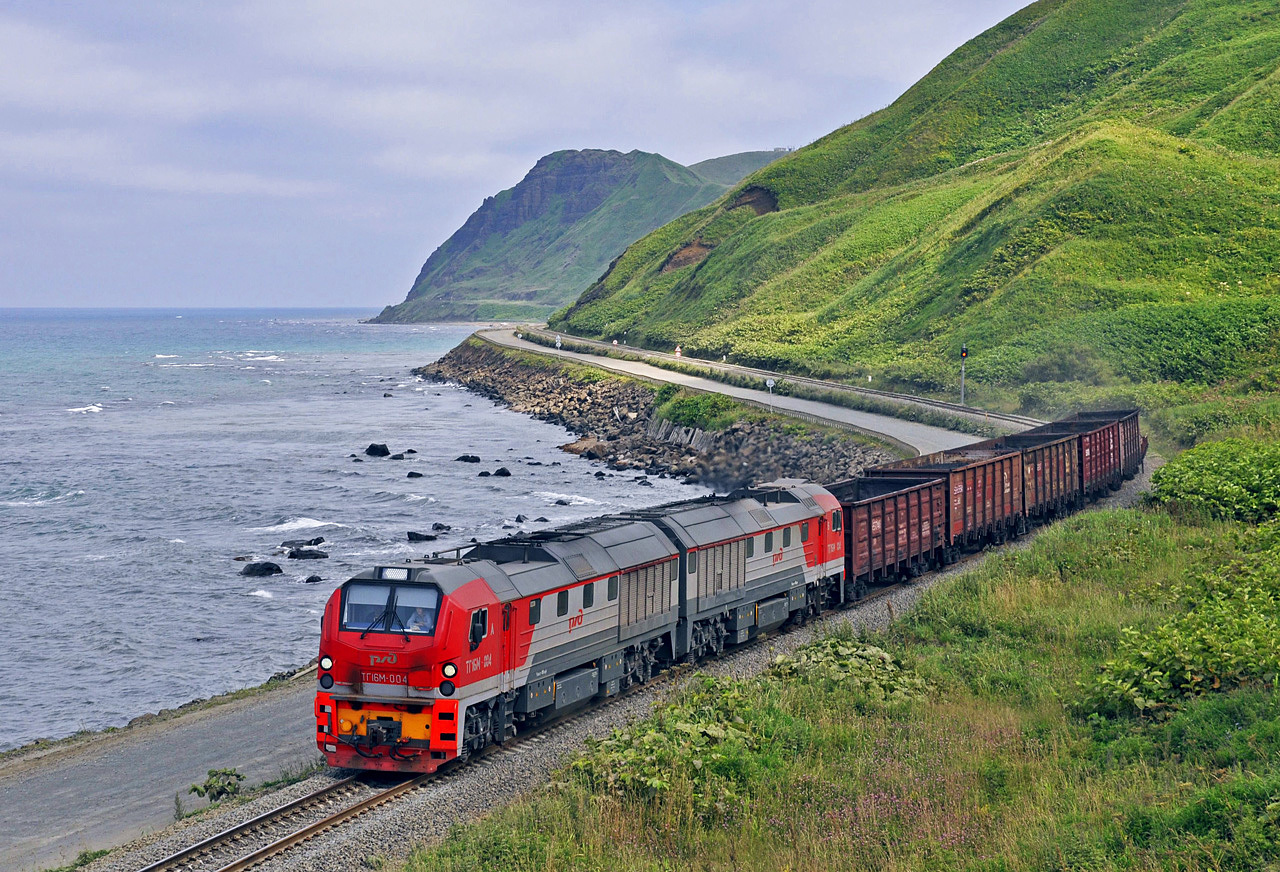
241 561 282 577
352 457 364 463
408 531 438 542
390 453 405 460
349 453 358 458
304 575 323 584
494 467 511 477
639 479 654 486
470 537 479 543
281 536 325 549
407 470 424 478
503 524 515 529
527 460 543 466
478 471 491 477
365 443 391 457
535 516 549 522
383 392 393 397
555 499 570 506
288 548 329 560
515 514 527 522
432 522 452 531
594 471 607 478
233 555 253 562
406 449 417 454
455 454 481 463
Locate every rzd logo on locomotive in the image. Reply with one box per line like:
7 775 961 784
568 609 584 632
369 653 398 665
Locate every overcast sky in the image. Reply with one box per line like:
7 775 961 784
0 0 1028 309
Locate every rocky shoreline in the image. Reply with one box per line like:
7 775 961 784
419 338 896 490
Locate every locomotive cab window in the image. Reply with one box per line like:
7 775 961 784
469 608 488 651
746 537 755 558
342 582 440 636
688 549 697 573
557 589 569 616
801 521 810 542
832 510 842 532
608 576 618 601
783 527 792 548
529 597 542 626
764 531 774 553
583 582 594 609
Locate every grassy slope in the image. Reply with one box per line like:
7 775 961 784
405 506 1280 872
551 0 1280 442
376 153 731 323
687 150 789 186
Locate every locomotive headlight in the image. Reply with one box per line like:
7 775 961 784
319 674 334 689
319 655 333 671
441 662 458 678
439 680 455 697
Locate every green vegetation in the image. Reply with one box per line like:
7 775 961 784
550 0 1280 445
1153 437 1280 521
189 767 246 802
41 849 111 872
373 149 783 323
405 435 1280 871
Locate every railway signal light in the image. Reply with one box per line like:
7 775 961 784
961 344 968 360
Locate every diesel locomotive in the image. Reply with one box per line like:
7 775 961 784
315 409 1145 773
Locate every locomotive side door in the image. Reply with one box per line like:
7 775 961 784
500 602 514 693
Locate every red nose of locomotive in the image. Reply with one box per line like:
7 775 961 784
315 564 475 773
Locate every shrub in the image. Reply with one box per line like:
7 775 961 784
1152 438 1280 522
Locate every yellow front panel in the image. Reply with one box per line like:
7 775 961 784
334 702 432 740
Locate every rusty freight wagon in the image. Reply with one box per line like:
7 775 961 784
1059 410 1146 480
828 476 947 600
1021 417 1122 499
864 448 1024 559
965 430 1081 524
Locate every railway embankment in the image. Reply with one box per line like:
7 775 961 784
421 337 895 490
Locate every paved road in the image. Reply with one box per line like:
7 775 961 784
0 680 318 871
479 328 976 456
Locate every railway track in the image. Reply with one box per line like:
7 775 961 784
511 326 1044 431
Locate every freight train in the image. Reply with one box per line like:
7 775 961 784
315 410 1145 772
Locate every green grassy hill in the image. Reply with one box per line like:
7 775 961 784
372 149 784 323
551 0 1280 440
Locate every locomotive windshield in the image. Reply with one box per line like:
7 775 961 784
341 582 441 636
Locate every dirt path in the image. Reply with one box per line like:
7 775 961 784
0 680 318 871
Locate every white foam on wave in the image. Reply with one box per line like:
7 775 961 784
0 489 86 508
247 517 348 534
67 404 103 414
153 354 179 359
244 355 283 361
535 491 600 506
403 494 437 503
169 538 186 544
248 590 274 599
158 363 216 368
260 379 271 385
159 401 176 406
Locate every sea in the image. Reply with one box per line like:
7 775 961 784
0 309 703 752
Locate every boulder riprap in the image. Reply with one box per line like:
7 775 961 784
240 561 282 577
288 548 329 560
422 341 895 489
407 531 438 542
365 443 391 457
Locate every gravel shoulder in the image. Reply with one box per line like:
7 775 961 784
73 458 1161 872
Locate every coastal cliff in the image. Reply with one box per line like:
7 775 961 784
420 339 894 489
